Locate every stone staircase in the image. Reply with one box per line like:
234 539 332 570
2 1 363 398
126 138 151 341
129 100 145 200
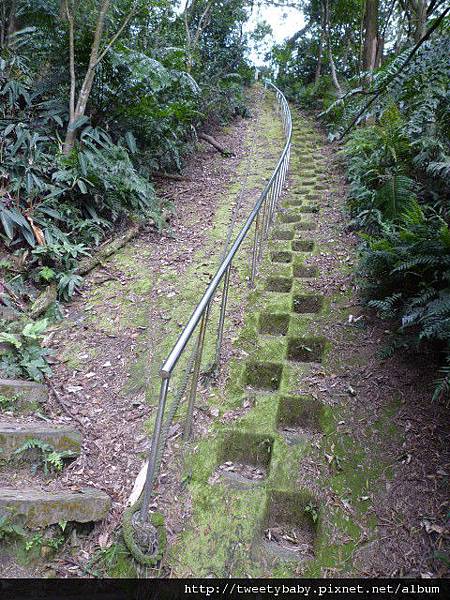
0 378 110 534
169 113 336 577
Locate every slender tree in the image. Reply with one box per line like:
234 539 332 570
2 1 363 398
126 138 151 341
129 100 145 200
324 0 342 96
362 0 379 73
182 0 215 73
62 0 140 155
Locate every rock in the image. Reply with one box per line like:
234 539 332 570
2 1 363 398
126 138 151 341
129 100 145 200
0 487 111 528
0 421 82 460
29 284 57 318
0 305 19 322
0 378 48 410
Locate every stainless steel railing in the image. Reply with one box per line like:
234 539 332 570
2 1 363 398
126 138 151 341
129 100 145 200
139 82 292 522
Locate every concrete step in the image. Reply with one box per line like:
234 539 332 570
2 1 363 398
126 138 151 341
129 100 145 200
0 378 48 412
0 421 81 460
0 487 111 528
0 306 20 322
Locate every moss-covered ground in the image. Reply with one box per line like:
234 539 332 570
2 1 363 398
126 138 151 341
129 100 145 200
165 109 401 577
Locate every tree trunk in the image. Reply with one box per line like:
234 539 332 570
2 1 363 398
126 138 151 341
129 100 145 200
410 0 428 42
315 24 325 85
63 0 111 155
198 133 234 157
363 0 379 73
375 35 384 67
324 0 342 96
328 42 342 96
7 0 17 41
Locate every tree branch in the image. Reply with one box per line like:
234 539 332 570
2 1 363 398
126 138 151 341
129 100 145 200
285 23 312 48
340 4 450 139
64 0 76 121
94 2 140 67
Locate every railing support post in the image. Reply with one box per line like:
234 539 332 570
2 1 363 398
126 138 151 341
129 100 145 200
183 303 210 441
139 376 170 522
250 210 261 285
214 263 231 367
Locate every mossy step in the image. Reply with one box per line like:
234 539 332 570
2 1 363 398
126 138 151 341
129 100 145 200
272 228 294 241
0 487 111 528
0 306 20 322
292 240 315 252
271 251 292 264
257 489 319 564
0 421 81 460
278 212 303 224
0 378 48 411
276 395 324 436
294 221 317 231
284 198 303 207
266 277 293 293
298 205 319 214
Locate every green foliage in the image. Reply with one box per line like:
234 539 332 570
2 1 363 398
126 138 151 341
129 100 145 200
271 4 450 400
304 502 319 523
13 438 75 474
359 212 450 395
0 0 252 308
0 318 53 381
0 393 19 411
25 533 43 552
0 515 26 542
323 34 450 401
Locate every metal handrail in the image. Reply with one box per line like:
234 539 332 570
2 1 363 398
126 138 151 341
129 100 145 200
139 82 292 522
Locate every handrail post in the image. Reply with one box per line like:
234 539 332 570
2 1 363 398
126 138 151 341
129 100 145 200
215 263 231 367
259 195 268 260
139 377 170 521
250 210 261 285
183 302 211 441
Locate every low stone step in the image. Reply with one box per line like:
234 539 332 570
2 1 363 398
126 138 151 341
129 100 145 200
0 421 81 460
0 487 111 528
0 306 19 322
0 378 48 411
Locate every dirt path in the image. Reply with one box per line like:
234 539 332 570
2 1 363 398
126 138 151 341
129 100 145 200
36 87 285 577
155 106 449 578
10 86 448 578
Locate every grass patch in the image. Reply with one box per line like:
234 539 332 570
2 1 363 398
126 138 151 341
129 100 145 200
244 362 283 391
259 313 290 336
287 337 326 363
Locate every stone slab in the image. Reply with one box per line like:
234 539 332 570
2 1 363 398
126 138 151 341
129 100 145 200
0 421 81 460
0 487 111 528
0 379 48 409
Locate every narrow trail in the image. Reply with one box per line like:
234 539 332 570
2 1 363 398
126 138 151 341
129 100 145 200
29 88 285 576
3 87 447 579
159 106 449 578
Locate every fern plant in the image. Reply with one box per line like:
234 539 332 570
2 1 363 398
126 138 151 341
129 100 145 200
0 515 26 542
0 318 53 382
13 438 75 474
359 210 450 399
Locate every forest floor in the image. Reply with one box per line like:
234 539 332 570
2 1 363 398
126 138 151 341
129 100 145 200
11 86 286 577
5 86 448 578
159 102 449 578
